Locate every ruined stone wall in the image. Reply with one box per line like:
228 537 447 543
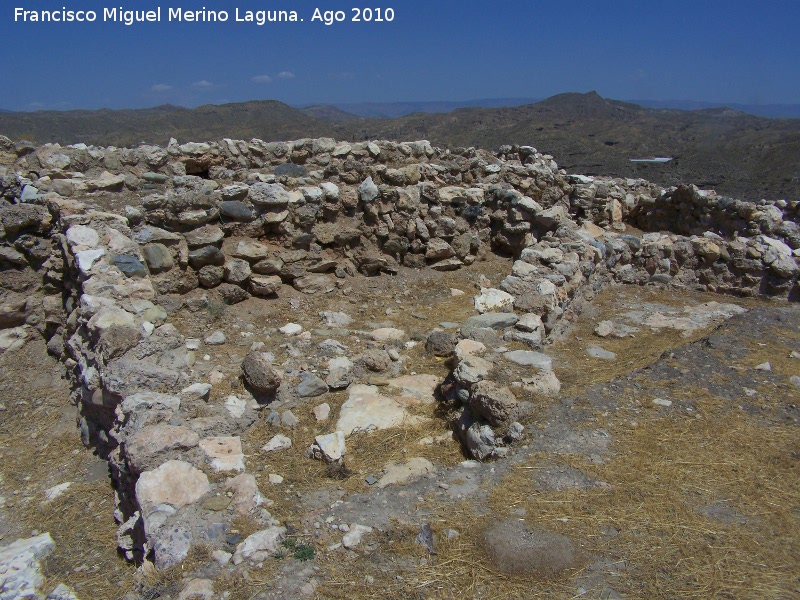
1 135 799 568
630 183 800 244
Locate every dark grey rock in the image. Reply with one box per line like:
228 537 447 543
188 246 225 268
451 408 497 461
113 254 147 278
297 373 329 398
415 523 436 554
220 201 254 222
426 331 458 357
273 163 307 178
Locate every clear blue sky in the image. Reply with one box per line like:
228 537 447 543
2 0 798 111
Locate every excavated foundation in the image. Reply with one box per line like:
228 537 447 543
0 135 798 569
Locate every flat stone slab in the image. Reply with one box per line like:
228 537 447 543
199 437 245 472
587 345 617 360
232 527 287 565
455 339 487 359
504 350 553 371
371 327 406 341
0 533 55 600
377 457 435 488
136 460 210 509
474 288 514 313
336 384 422 435
262 434 292 453
311 431 347 462
387 374 439 405
462 313 518 336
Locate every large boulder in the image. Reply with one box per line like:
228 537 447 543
241 351 281 399
425 331 458 357
469 381 518 426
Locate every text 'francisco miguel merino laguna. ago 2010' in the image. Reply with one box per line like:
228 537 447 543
13 6 397 26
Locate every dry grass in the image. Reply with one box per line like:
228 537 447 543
731 324 800 378
312 287 798 600
5 253 795 600
551 284 766 395
0 340 137 599
244 408 465 522
486 386 800 599
315 501 583 600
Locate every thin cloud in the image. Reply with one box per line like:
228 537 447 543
277 71 295 79
192 80 214 89
251 74 273 83
150 83 173 92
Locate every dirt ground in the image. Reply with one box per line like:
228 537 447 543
1 257 799 599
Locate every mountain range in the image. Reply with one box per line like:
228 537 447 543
1 92 798 201
307 98 800 120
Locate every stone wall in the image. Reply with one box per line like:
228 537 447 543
1 135 798 568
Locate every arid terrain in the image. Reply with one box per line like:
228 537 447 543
1 92 799 201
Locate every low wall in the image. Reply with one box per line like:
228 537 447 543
0 136 798 568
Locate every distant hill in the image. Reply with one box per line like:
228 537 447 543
330 98 542 119
314 97 800 120
0 101 336 147
353 92 800 201
1 92 798 201
300 105 363 122
630 99 800 120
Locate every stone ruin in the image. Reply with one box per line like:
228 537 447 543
0 133 798 572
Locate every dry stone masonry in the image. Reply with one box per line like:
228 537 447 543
0 132 798 578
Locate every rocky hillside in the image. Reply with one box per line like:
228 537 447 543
1 93 799 201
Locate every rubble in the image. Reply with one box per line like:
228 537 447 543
0 132 797 584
